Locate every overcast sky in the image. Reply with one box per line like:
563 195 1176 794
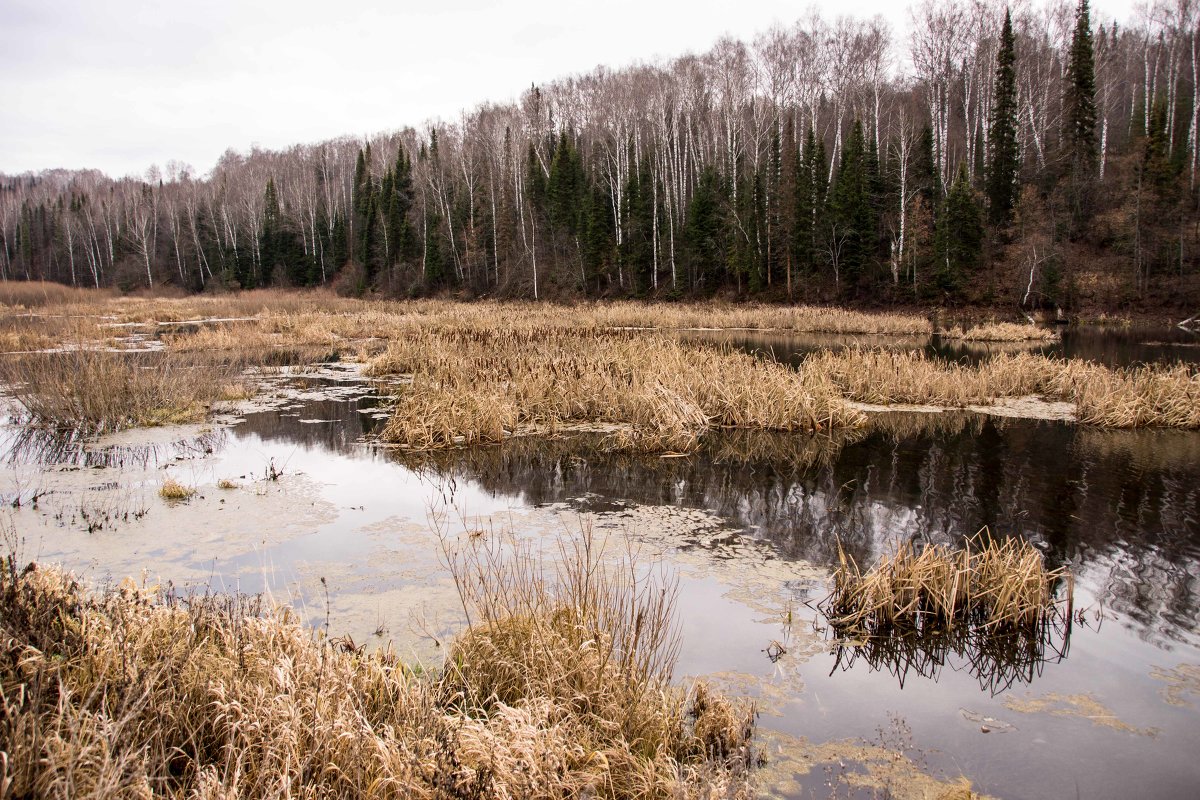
3 0 1137 180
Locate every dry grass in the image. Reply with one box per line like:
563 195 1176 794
369 327 863 452
0 525 754 799
0 349 238 432
823 533 1072 636
940 322 1058 342
0 280 108 309
808 348 1200 428
159 478 196 501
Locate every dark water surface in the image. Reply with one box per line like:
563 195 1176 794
4 333 1199 799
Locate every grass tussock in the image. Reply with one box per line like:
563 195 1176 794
370 327 863 452
808 348 1200 427
159 478 196 501
0 526 754 799
823 533 1072 637
0 349 237 432
940 322 1058 342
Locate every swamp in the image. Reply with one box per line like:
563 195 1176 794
1 286 1199 798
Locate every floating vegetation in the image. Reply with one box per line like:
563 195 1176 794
1002 692 1158 736
0 523 755 799
1150 663 1200 708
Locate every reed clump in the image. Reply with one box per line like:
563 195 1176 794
0 349 238 432
159 478 196 500
808 348 1200 428
941 322 1058 342
823 534 1072 636
372 327 863 452
0 530 754 799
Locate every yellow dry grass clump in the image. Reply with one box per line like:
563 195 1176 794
824 533 1072 636
0 525 755 800
807 348 1200 428
369 326 864 452
159 478 196 500
940 322 1058 342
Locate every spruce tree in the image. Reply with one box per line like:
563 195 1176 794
829 120 873 290
935 164 984 293
987 8 1020 225
1063 0 1098 175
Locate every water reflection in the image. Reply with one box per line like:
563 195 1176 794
827 615 1075 694
382 414 1199 649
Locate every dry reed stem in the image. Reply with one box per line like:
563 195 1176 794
370 328 863 452
0 348 238 432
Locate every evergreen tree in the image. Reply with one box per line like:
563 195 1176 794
684 166 725 291
987 8 1020 225
792 127 828 278
621 161 654 293
385 147 417 270
828 120 873 290
935 164 984 293
547 132 582 234
1063 0 1098 175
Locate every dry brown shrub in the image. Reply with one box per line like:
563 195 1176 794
941 322 1058 342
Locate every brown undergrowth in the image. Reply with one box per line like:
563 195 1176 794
0 523 755 799
940 322 1059 342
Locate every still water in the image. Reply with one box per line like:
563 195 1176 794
3 333 1199 799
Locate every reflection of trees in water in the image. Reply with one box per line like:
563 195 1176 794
234 396 383 453
385 413 1199 647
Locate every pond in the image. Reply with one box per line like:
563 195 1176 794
2 331 1198 799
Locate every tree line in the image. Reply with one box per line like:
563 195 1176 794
3 0 1200 309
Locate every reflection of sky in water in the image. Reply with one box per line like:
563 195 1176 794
2 341 1200 800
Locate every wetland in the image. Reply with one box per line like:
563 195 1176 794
2 288 1199 798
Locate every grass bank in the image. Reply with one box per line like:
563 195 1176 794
369 327 864 452
808 348 1200 428
0 526 754 799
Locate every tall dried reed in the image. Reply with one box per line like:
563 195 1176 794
940 322 1058 342
371 327 863 451
0 526 754 799
808 348 1200 427
0 348 240 431
824 533 1072 636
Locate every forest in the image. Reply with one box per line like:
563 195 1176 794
3 0 1200 312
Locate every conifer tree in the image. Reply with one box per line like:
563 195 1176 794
987 8 1020 225
1063 0 1098 175
829 120 873 290
935 164 983 293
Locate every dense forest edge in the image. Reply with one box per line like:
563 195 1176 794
4 0 1200 316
